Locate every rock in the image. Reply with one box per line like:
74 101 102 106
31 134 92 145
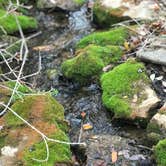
154 138 166 166
37 0 86 11
76 27 130 49
101 59 160 121
93 0 160 28
61 44 123 82
86 135 151 165
0 94 71 165
0 9 38 35
137 36 166 66
147 103 166 143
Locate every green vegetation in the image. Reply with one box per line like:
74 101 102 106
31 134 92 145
23 130 71 166
73 0 85 5
76 27 129 49
154 139 166 166
0 9 37 34
101 60 148 118
61 44 123 82
4 94 65 127
93 2 129 28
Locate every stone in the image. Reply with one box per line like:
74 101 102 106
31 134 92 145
37 0 85 11
86 135 151 165
147 102 166 143
101 59 160 121
93 0 160 28
137 36 166 66
0 94 71 165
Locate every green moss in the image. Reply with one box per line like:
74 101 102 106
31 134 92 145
61 44 123 82
23 129 71 166
93 2 129 28
4 94 65 128
147 122 161 134
101 60 148 118
0 9 38 35
147 132 161 145
73 0 85 5
154 139 166 166
76 27 129 49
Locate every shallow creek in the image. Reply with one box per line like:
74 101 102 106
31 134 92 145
24 6 164 166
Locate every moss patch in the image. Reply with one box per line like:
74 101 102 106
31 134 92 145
73 0 85 5
154 139 166 166
101 60 148 118
23 129 71 166
61 44 123 82
93 2 129 28
76 27 129 49
0 9 37 35
4 94 65 127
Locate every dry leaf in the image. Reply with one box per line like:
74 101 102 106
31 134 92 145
83 123 93 130
124 41 130 51
81 112 86 118
33 45 54 51
111 150 118 163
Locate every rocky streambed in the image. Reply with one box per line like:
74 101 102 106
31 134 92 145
0 0 166 166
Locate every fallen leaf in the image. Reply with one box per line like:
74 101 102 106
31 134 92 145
150 74 155 81
33 45 54 51
81 112 86 119
83 123 93 130
156 76 163 81
162 81 166 87
111 150 118 163
124 41 130 51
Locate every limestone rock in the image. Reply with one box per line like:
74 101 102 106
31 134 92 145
93 0 160 28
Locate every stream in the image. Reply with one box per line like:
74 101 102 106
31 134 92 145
23 5 161 166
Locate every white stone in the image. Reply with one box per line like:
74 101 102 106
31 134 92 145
1 146 18 157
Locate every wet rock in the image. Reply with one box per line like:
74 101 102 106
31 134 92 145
37 0 85 11
137 36 166 66
86 135 151 165
101 59 160 121
0 94 71 165
147 102 166 144
93 0 160 28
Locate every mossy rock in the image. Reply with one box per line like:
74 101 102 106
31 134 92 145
3 94 72 165
154 139 166 166
23 129 71 166
0 9 38 35
61 44 123 82
76 27 129 49
4 94 66 128
73 0 86 5
93 1 130 28
101 59 150 119
147 111 166 143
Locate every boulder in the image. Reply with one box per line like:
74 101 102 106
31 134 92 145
61 44 123 82
93 0 160 28
0 94 71 165
101 59 160 121
37 0 86 10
